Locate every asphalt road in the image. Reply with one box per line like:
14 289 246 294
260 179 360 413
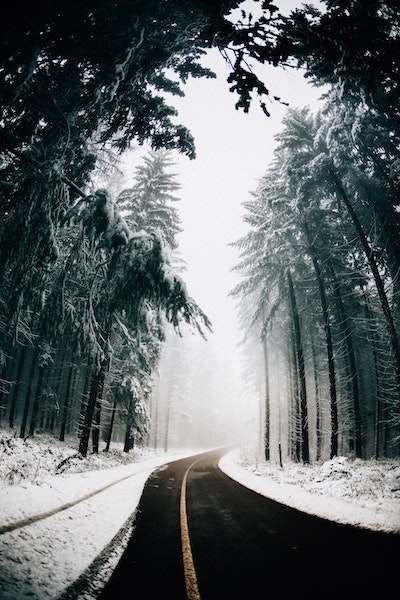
99 448 400 599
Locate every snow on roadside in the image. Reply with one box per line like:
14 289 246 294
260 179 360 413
0 431 192 600
0 452 166 529
0 465 156 600
219 447 400 534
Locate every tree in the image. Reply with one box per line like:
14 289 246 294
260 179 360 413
0 1 284 333
2 1 400 330
3 1 400 458
231 165 314 462
302 219 339 459
72 189 210 456
233 98 400 461
279 1 400 124
117 150 182 253
286 269 310 463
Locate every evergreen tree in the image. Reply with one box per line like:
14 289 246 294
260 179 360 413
279 1 400 124
232 101 400 461
117 150 183 259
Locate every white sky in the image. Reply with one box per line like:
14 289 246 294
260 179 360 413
171 0 326 335
172 50 324 345
159 54 326 427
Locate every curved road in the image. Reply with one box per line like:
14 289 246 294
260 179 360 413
100 448 399 599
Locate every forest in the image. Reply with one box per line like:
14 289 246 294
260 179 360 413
232 100 400 463
0 1 399 462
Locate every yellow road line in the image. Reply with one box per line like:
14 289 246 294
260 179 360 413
180 458 202 600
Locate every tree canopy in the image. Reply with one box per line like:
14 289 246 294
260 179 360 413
278 1 400 123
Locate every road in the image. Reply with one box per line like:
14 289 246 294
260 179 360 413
99 448 400 599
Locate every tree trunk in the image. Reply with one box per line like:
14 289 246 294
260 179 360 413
104 400 116 452
78 316 111 457
303 220 338 459
78 362 92 436
19 346 38 439
92 397 102 454
123 396 133 454
8 343 27 428
287 269 310 463
287 328 300 461
29 364 45 436
164 402 171 453
0 332 16 423
311 338 322 462
152 370 160 449
361 289 385 458
59 358 75 442
328 260 363 457
262 335 270 461
78 357 107 457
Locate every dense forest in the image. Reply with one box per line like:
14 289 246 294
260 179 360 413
0 1 399 461
232 99 400 462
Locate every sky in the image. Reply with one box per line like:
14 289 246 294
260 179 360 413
166 0 326 344
121 1 327 436
170 50 324 345
0 433 399 599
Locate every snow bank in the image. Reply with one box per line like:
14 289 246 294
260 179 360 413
219 448 400 534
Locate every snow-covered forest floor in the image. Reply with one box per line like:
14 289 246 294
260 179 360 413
229 445 400 533
0 429 399 599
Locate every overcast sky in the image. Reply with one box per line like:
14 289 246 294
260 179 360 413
122 1 326 426
171 52 324 347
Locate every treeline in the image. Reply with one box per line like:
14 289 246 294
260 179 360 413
0 151 210 455
232 95 400 462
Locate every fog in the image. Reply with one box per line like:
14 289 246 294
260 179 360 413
149 327 249 451
122 44 326 452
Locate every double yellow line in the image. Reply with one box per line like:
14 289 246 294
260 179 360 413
180 457 203 600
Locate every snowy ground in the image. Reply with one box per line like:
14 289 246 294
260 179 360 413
0 431 399 600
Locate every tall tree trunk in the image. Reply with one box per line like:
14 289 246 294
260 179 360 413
0 331 16 423
287 328 300 461
328 260 363 457
19 345 38 439
29 364 45 436
78 361 92 436
152 369 160 449
53 337 69 422
311 338 322 462
123 396 133 453
59 357 75 442
164 401 171 453
78 317 111 457
105 399 118 452
8 343 27 428
361 289 385 458
262 335 270 461
303 220 338 459
287 269 310 463
164 372 174 453
92 397 102 454
79 357 107 457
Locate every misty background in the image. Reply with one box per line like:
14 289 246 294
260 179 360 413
119 42 325 451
